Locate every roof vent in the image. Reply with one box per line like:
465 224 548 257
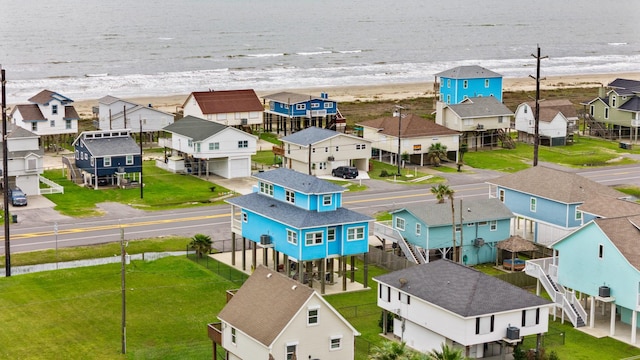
267 273 272 278
399 278 408 288
291 285 297 290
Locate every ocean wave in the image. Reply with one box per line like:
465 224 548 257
296 51 332 56
608 42 628 46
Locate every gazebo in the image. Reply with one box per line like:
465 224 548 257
496 235 538 271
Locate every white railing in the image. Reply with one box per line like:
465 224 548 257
397 236 419 264
157 137 171 148
373 221 424 264
39 176 64 194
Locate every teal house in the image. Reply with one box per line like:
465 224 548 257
389 198 513 266
548 215 640 345
226 168 372 293
434 65 503 104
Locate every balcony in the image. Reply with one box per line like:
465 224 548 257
272 145 284 156
207 322 222 344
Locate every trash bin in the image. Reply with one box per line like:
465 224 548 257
11 214 17 223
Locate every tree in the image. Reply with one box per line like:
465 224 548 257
426 343 468 360
369 341 427 360
430 184 457 261
189 233 212 258
427 143 448 166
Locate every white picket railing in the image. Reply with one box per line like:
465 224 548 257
39 176 64 194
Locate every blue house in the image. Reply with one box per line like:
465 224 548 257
434 65 503 104
72 130 142 189
386 198 513 266
486 166 626 247
550 216 640 344
262 92 344 134
226 168 372 293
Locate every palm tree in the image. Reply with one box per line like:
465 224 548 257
369 341 427 360
430 184 456 261
426 343 468 360
427 143 448 166
189 233 212 258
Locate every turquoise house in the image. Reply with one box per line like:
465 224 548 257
551 215 640 344
435 65 503 104
226 168 372 292
390 198 513 266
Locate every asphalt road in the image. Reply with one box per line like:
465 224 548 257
2 163 640 255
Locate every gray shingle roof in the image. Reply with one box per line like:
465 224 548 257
226 192 372 229
281 126 344 146
374 260 550 317
217 265 315 346
162 115 227 141
435 65 502 79
447 97 513 118
608 78 640 93
396 198 513 226
253 168 345 194
82 135 141 157
619 97 640 112
487 166 624 204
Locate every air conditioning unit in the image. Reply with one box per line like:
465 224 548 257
328 156 335 161
474 238 485 247
260 234 272 246
506 326 520 340
599 286 610 297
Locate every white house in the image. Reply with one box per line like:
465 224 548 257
208 265 360 360
10 90 79 137
514 99 578 146
374 260 550 358
357 114 461 166
435 96 514 150
182 89 263 127
1 124 44 196
161 116 257 178
97 95 174 132
279 126 371 176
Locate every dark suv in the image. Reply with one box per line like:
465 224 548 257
332 166 359 179
8 187 27 206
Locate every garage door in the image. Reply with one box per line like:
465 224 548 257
229 158 250 178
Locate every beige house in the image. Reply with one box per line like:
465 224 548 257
357 114 460 166
279 126 371 176
435 96 514 150
208 265 359 360
182 89 264 127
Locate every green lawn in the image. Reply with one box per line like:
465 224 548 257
42 162 231 216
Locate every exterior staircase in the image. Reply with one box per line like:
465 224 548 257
373 222 426 264
582 112 611 138
525 258 587 328
497 128 516 149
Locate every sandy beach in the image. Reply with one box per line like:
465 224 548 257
52 72 640 118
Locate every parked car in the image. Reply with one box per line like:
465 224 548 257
8 187 27 206
332 166 359 179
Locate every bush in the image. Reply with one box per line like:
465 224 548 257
379 169 389 177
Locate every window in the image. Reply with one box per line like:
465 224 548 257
446 95 451 104
324 102 333 109
305 232 323 246
65 120 72 129
307 307 319 325
485 79 490 88
286 344 297 360
478 221 487 226
90 157 94 166
311 103 320 108
317 162 327 170
330 336 342 351
242 212 248 222
296 104 306 110
475 315 495 334
260 182 274 196
335 146 339 151
590 105 595 116
395 217 405 231
498 116 504 123
575 209 582 221
455 224 461 232
499 189 505 202
347 227 365 241
463 80 468 89
356 144 367 150
27 158 36 171
323 194 332 206
490 220 497 231
238 140 248 148
188 139 193 147
285 189 295 204
52 104 58 115
75 150 79 160
447 79 451 88
50 120 55 127
209 142 219 150
217 113 227 121
416 223 421 236
522 309 539 327
327 228 336 242
231 327 236 345
598 244 604 259
126 155 134 165
104 157 111 167
195 143 201 152
530 197 537 212
287 229 297 245
524 107 528 114
31 122 38 131
604 107 609 119
612 95 617 107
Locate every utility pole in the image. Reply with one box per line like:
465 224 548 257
121 226 127 354
530 45 548 166
1 65 11 277
393 105 405 175
139 118 143 199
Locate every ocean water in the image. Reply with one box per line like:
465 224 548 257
0 0 638 103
